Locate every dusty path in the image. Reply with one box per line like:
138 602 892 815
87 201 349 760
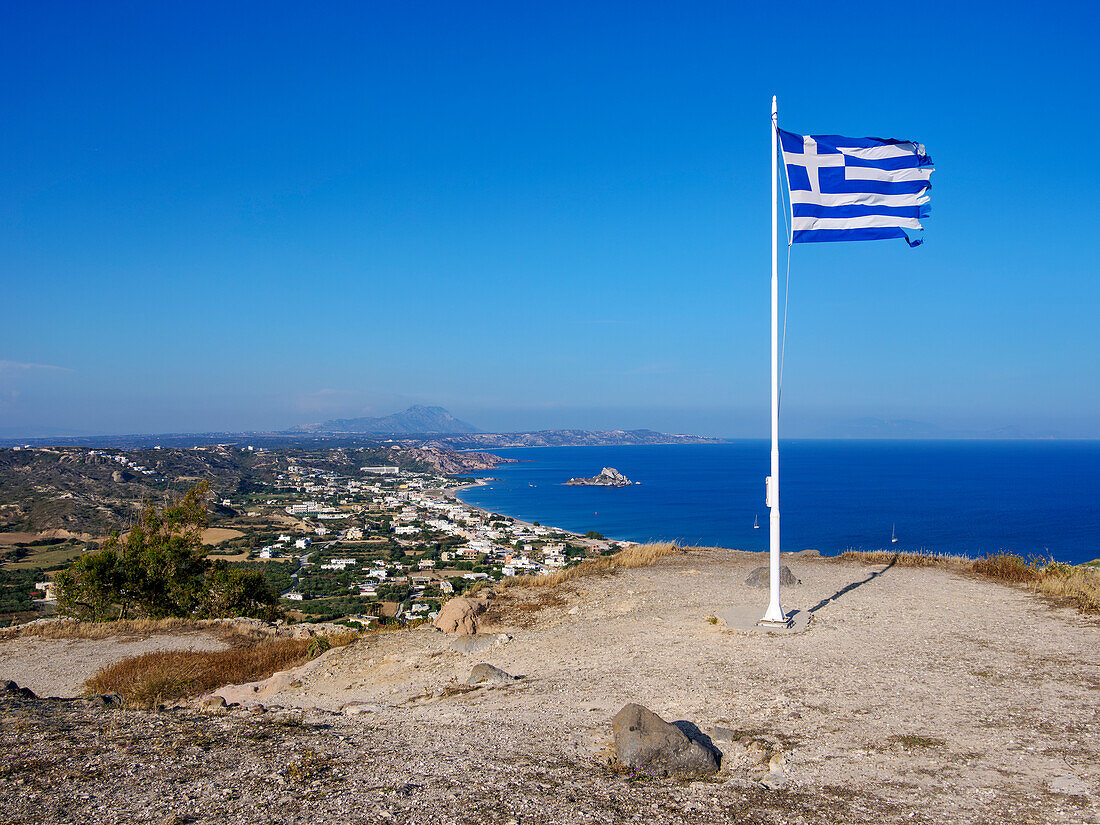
223 549 1099 823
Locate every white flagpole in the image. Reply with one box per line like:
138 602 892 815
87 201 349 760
761 95 790 627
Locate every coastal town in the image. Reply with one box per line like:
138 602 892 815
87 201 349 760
175 455 623 627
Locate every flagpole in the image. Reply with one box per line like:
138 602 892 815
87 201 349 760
761 95 790 627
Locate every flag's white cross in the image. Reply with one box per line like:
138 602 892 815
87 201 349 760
798 137 846 193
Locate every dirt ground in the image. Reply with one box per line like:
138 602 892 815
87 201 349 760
1 548 1097 824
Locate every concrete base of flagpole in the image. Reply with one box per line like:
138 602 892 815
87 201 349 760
717 606 810 634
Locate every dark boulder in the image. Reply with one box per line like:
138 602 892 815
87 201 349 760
611 703 719 777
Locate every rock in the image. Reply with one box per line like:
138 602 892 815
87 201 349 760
0 681 37 699
198 695 226 711
565 467 633 487
433 597 484 635
450 633 512 655
611 704 720 777
466 663 516 686
745 565 799 588
89 693 123 708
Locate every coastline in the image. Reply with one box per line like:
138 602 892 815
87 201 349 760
446 479 626 548
441 442 1100 564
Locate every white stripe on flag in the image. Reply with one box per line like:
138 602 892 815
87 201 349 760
843 167 933 183
834 144 916 160
789 191 930 208
792 215 924 231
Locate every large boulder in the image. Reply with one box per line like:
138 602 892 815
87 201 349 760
611 703 719 777
745 565 799 588
433 597 484 635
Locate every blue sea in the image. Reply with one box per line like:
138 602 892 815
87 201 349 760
456 441 1100 565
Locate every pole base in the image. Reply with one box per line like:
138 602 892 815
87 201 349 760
756 617 793 629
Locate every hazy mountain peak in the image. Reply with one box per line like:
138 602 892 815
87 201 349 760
301 405 479 435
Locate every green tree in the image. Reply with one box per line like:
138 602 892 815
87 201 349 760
203 561 279 620
56 483 280 621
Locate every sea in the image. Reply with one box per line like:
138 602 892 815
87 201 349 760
456 441 1100 566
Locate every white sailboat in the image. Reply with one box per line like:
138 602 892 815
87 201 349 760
753 514 760 529
891 524 898 544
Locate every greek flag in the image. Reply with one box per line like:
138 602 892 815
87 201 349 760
779 130 933 246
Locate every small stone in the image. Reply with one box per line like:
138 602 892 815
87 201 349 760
745 565 799 588
342 703 381 716
89 693 123 708
466 663 515 686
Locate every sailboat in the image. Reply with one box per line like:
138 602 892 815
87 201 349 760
753 514 760 529
891 524 898 544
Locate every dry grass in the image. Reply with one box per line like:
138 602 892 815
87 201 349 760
84 631 360 708
1 617 217 640
835 549 970 569
1030 563 1100 613
971 553 1041 583
836 550 1100 613
501 542 684 589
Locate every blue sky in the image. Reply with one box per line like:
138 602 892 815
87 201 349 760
1 1 1097 438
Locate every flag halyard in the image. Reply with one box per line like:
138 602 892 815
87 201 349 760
779 130 933 246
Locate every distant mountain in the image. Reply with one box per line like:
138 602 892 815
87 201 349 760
431 429 723 448
297 405 479 435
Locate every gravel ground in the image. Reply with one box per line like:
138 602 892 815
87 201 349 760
1 549 1097 824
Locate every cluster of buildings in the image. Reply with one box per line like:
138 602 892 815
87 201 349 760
230 458 624 623
87 450 159 477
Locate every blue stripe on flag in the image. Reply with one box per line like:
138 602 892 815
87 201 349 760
819 168 929 195
792 227 923 247
842 154 920 171
808 135 914 150
792 204 928 219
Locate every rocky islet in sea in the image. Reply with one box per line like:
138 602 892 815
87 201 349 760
564 467 636 487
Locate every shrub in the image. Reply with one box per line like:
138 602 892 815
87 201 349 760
55 483 279 621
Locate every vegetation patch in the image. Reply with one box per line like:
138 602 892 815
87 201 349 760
0 617 251 642
502 541 683 588
84 631 360 708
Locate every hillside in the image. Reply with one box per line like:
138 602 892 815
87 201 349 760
0 443 507 535
2 550 1096 824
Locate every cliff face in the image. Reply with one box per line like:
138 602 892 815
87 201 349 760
394 445 514 474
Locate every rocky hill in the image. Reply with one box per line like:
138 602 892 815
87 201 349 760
1 549 1096 823
0 443 509 534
